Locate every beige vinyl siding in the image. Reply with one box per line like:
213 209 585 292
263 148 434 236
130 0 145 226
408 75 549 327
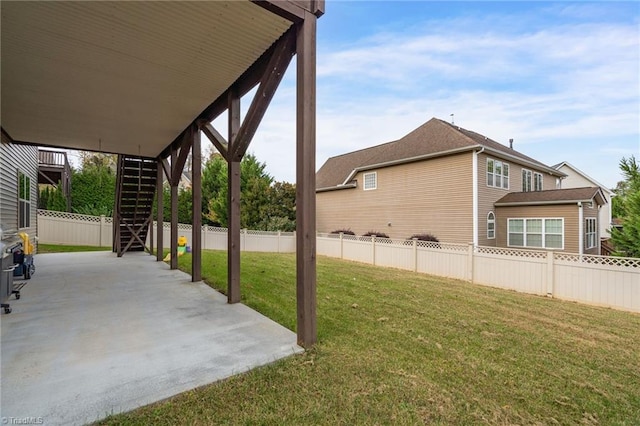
583 201 600 255
317 152 474 242
477 153 511 246
0 132 39 245
477 152 561 247
495 204 578 253
557 164 612 238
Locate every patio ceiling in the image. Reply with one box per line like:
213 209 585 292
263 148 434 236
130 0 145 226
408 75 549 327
1 1 293 158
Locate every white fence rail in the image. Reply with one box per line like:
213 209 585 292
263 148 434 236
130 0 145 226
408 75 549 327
316 233 640 314
36 210 295 253
37 210 640 313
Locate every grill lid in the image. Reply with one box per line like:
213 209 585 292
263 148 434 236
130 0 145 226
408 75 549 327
0 223 22 256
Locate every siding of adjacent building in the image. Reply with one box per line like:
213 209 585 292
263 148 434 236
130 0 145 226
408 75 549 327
317 152 474 242
495 204 578 253
1 131 38 244
582 201 600 255
556 163 612 238
477 152 559 247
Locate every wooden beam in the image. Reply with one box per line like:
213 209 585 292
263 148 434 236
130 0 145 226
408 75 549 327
295 11 317 348
156 157 164 262
121 217 152 253
170 145 179 270
172 131 192 187
161 158 171 183
191 124 202 282
227 88 241 304
159 43 274 161
231 28 296 161
38 170 58 186
115 154 123 256
253 0 325 22
200 123 229 161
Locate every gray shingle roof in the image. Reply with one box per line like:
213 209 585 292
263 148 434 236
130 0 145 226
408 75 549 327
316 117 560 190
495 187 607 206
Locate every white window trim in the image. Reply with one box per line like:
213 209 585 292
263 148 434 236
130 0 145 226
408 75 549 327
522 168 532 192
487 158 509 190
363 172 377 191
487 211 495 239
507 217 564 250
534 172 543 191
585 218 597 249
18 169 31 229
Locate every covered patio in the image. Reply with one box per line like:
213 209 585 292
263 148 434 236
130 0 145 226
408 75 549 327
1 1 322 422
1 251 302 424
1 0 322 347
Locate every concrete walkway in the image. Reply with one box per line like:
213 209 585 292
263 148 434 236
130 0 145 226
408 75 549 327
1 251 302 425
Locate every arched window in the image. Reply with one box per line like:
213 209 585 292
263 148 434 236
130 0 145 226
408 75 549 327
487 212 495 239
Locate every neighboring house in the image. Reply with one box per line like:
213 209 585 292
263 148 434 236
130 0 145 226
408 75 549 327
316 117 607 254
1 129 38 245
494 187 607 255
553 161 613 238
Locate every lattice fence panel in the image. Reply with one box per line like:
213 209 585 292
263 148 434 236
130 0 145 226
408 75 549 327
555 253 640 268
37 209 101 222
477 246 547 259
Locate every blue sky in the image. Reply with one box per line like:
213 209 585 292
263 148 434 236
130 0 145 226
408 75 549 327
216 1 640 190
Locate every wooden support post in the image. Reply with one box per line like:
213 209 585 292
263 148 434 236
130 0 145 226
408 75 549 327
170 146 178 270
156 158 164 261
295 12 317 348
191 125 202 282
149 219 154 256
227 88 241 303
115 154 123 256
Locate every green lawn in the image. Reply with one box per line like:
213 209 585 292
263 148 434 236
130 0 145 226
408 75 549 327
99 250 640 425
37 243 111 253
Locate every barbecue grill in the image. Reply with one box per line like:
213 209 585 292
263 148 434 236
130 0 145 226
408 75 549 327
1 223 24 314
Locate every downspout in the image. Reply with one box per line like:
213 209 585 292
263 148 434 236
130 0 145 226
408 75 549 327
578 202 583 255
472 147 485 247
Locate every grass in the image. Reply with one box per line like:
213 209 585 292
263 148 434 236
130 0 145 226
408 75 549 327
98 250 640 425
38 243 111 253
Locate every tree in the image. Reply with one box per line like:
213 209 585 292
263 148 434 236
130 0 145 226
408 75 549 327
78 152 117 171
71 156 116 216
39 185 67 211
155 185 194 225
204 153 285 230
610 156 640 258
201 153 227 225
257 181 296 231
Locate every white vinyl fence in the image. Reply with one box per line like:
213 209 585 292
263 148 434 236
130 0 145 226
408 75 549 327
37 210 640 313
317 233 640 314
36 209 296 253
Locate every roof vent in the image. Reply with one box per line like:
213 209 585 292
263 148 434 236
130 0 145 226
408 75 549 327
509 138 514 149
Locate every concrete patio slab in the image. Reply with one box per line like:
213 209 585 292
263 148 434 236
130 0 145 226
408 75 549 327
1 251 302 425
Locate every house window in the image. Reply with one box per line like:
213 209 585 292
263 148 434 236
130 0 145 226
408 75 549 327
585 218 597 249
18 171 31 228
363 172 377 190
487 212 495 239
534 172 543 191
522 169 532 192
508 218 563 249
522 169 542 192
487 158 509 189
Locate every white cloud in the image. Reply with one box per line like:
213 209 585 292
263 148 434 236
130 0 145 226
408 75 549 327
216 4 639 190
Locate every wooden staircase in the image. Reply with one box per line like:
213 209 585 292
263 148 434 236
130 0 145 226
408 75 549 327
114 155 157 256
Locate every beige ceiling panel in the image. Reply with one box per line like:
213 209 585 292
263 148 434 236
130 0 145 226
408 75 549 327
1 1 292 157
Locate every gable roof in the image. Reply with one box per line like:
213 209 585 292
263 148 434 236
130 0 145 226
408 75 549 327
553 161 613 195
317 117 564 190
494 187 607 207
